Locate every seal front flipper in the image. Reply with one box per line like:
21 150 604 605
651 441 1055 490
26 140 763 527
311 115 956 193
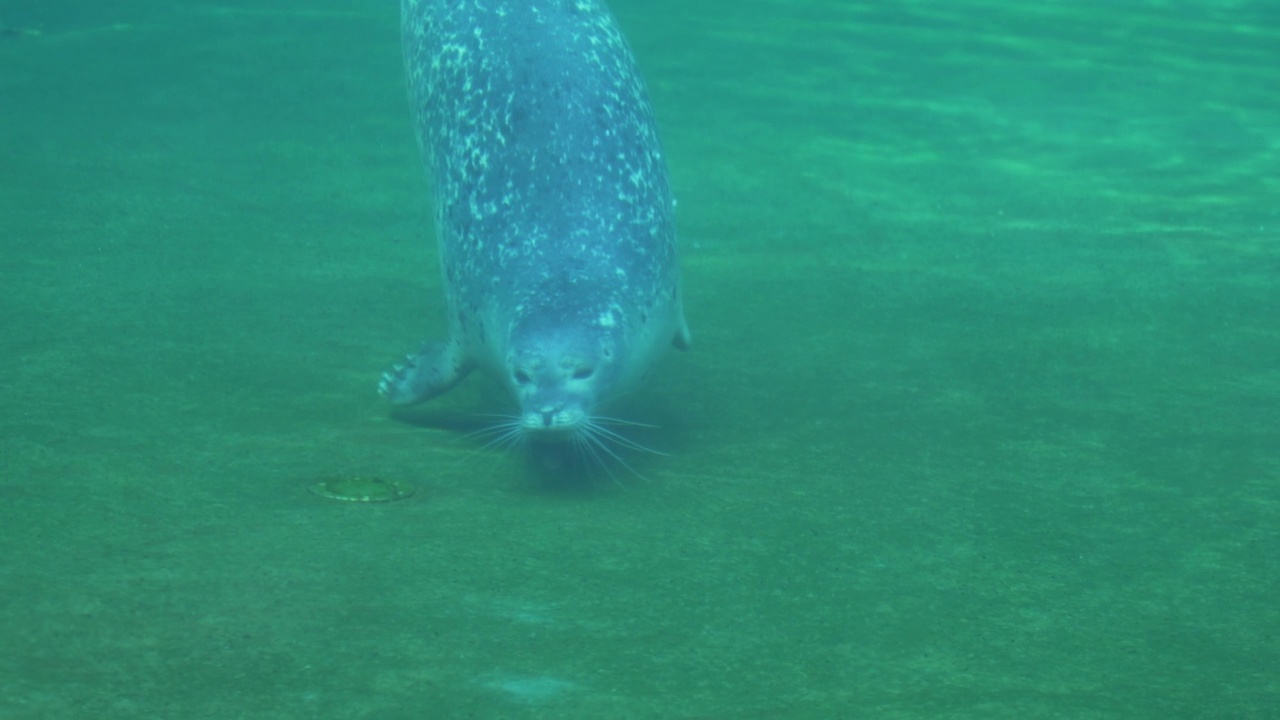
378 340 472 406
673 315 692 351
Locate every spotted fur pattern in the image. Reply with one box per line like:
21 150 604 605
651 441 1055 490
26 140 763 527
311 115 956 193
385 0 689 427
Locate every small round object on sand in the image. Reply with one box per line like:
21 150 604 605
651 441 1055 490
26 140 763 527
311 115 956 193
308 476 414 503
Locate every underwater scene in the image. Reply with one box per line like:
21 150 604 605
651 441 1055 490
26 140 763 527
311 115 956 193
1 0 1276 717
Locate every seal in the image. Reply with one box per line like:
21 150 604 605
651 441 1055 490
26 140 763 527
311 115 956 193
381 0 690 444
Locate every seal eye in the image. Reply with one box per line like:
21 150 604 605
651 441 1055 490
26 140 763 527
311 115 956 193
572 367 594 380
514 370 532 385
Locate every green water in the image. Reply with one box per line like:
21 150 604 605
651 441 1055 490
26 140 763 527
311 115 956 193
1 1 1276 717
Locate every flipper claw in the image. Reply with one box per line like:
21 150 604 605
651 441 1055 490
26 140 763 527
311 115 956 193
377 340 472 406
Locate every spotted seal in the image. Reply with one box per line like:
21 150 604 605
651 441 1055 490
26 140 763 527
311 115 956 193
381 0 690 443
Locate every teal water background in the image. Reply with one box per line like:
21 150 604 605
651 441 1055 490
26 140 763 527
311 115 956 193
1 1 1277 717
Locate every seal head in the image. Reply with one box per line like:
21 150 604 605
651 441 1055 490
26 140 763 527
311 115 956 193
507 314 615 438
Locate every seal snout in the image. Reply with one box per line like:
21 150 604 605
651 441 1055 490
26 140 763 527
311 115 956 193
510 355 599 440
520 402 590 440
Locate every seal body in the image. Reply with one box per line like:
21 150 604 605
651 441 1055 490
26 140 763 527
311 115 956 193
382 0 690 441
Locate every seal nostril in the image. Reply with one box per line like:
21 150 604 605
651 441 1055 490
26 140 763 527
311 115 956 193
572 367 594 380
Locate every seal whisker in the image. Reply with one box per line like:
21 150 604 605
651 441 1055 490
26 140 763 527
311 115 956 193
574 430 625 487
585 420 668 456
482 425 526 453
590 415 660 429
455 418 520 444
431 422 521 490
455 422 511 440
580 425 650 483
